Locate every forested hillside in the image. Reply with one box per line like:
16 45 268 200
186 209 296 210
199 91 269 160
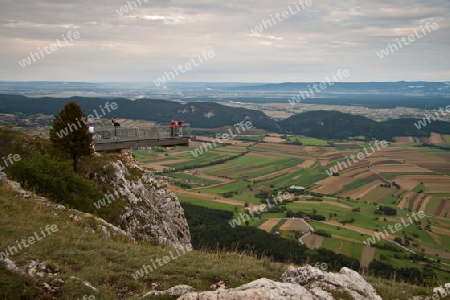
0 94 278 130
2 95 450 140
280 110 450 140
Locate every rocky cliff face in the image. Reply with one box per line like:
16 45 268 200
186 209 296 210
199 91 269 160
103 160 191 249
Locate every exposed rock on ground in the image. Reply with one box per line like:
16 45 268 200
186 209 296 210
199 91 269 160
178 279 314 300
143 285 195 298
159 265 383 300
280 265 382 300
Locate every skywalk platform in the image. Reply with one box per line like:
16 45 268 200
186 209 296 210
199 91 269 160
93 125 190 151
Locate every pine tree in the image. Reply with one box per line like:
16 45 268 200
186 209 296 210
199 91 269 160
49 101 92 172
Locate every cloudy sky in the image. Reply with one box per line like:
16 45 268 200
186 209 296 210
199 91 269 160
0 0 449 82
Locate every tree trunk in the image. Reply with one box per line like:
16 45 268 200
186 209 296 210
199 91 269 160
72 153 77 172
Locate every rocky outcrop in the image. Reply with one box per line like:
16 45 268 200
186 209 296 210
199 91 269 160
143 285 195 298
179 279 314 300
280 265 382 300
104 161 191 249
119 149 140 169
171 265 382 300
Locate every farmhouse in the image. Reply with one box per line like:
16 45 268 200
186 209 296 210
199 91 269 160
288 185 305 194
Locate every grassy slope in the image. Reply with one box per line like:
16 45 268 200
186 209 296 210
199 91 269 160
0 185 287 299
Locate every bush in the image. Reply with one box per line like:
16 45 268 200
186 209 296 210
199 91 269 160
378 206 397 216
8 153 103 213
314 230 331 238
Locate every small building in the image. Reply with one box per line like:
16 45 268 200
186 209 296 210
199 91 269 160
288 185 305 194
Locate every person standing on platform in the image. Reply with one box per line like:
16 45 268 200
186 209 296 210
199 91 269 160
178 119 183 137
88 124 95 135
170 119 176 138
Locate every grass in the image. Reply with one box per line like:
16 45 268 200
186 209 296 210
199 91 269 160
288 136 330 146
202 155 303 180
162 147 247 169
412 183 426 193
259 166 327 189
443 134 450 144
380 190 404 205
164 172 221 186
380 172 437 180
335 178 373 195
0 185 287 299
177 196 236 212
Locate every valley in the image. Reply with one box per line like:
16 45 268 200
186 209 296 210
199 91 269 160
134 130 450 281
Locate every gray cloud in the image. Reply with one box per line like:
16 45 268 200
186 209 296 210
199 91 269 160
0 0 449 81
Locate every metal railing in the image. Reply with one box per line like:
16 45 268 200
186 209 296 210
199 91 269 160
92 124 190 144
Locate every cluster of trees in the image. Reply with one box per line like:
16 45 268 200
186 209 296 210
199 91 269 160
391 181 401 189
182 203 360 271
370 241 402 252
266 205 287 213
314 230 331 238
286 210 326 221
376 206 397 216
340 218 355 225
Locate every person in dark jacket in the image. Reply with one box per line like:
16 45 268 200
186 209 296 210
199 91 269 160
170 119 176 137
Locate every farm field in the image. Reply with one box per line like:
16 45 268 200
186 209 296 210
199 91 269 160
133 132 450 277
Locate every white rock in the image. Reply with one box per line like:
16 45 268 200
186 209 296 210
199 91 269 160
143 285 195 297
179 278 316 300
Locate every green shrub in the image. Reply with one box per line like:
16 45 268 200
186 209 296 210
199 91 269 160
8 153 103 213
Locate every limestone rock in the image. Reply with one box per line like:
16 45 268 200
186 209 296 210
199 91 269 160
210 280 227 291
6 178 31 198
120 149 139 169
101 225 111 239
280 265 382 300
0 172 7 185
70 276 98 292
143 285 195 298
179 278 316 300
107 160 191 249
176 265 383 300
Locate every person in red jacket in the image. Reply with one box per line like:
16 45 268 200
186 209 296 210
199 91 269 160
170 119 176 137
178 119 183 137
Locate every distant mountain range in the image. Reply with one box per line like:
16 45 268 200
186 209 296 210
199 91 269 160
1 81 449 109
1 94 449 140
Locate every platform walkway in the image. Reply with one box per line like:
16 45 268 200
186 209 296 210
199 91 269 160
93 124 190 151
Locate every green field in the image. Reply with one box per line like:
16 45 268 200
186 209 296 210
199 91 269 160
288 136 330 146
443 134 450 144
164 172 221 186
380 172 438 180
202 156 303 180
335 179 373 195
178 195 236 211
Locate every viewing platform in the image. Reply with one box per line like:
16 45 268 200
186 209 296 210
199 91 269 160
93 124 190 151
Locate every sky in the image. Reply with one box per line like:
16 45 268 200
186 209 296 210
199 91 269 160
0 0 449 82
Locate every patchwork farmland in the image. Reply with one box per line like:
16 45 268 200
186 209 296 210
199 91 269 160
134 133 450 276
